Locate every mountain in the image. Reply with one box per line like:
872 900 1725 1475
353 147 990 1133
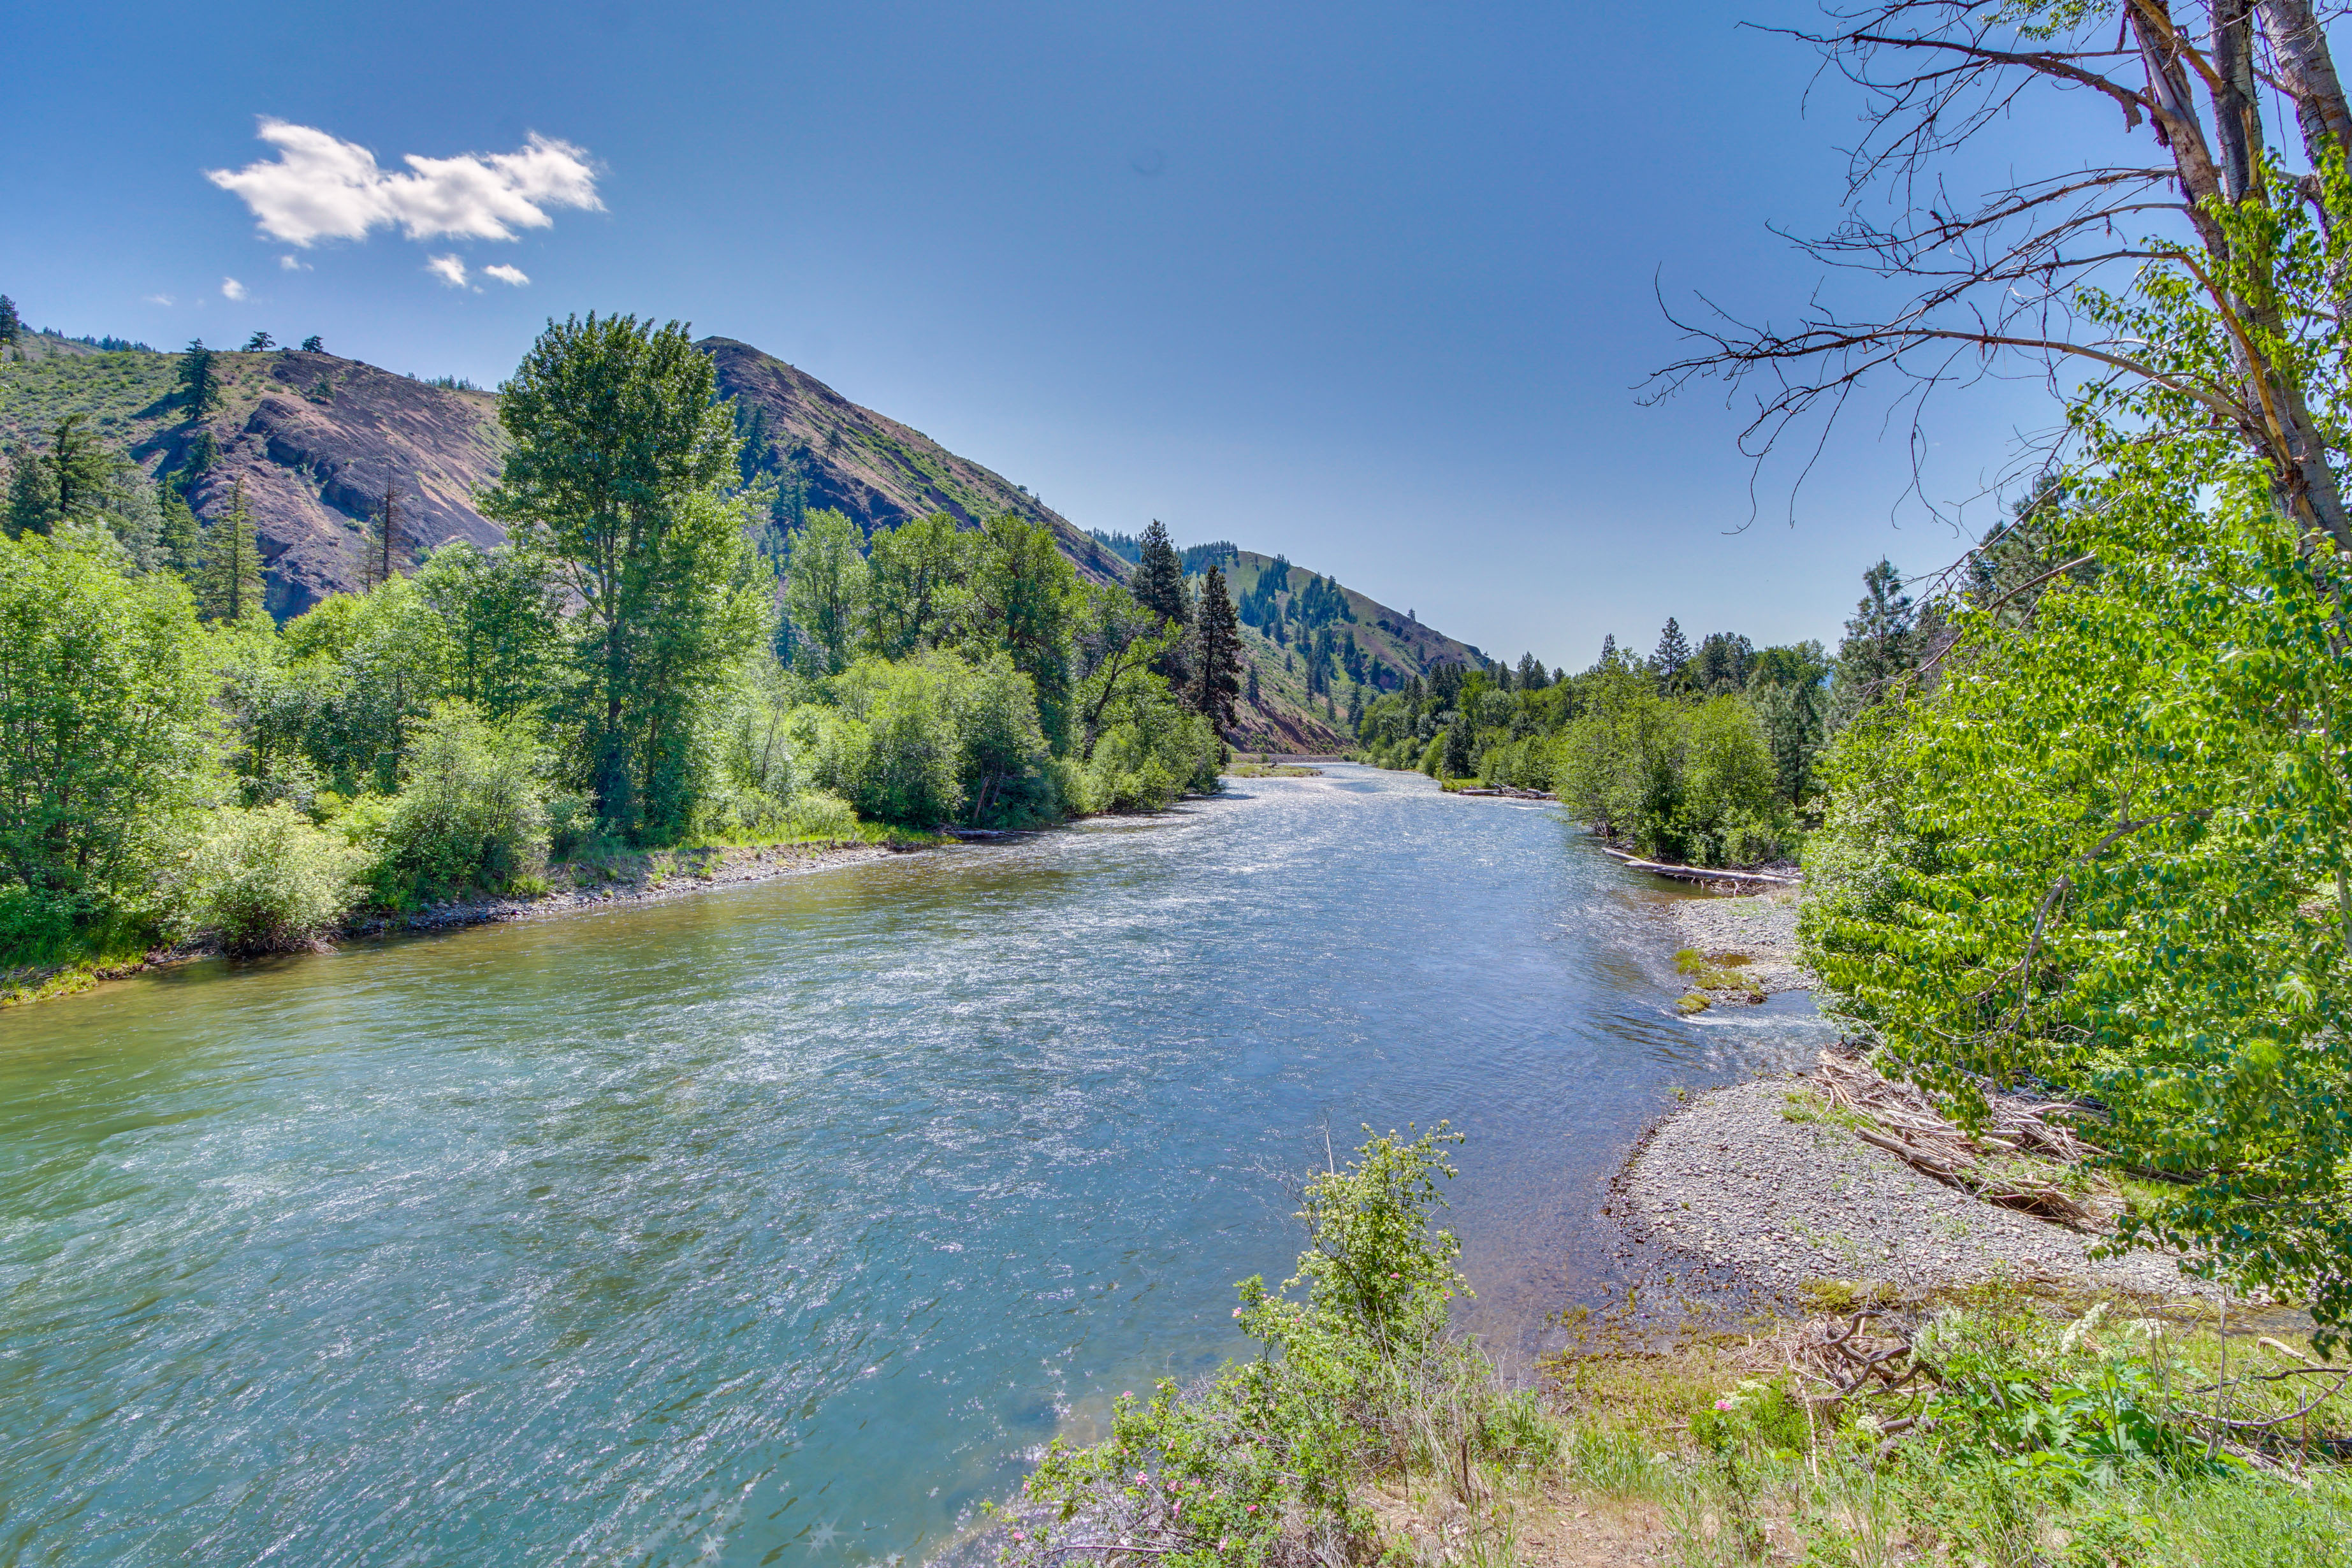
0 336 504 616
701 338 1127 586
2 330 1490 746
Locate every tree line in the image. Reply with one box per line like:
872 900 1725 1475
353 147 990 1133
0 314 1240 975
1352 560 1929 867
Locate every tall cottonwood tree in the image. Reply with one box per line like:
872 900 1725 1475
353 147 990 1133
481 314 764 839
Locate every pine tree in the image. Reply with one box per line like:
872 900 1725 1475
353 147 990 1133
1246 660 1260 705
177 340 219 418
243 331 275 352
47 414 112 523
300 335 324 353
1190 564 1242 732
6 440 57 539
199 478 264 621
1131 518 1188 627
0 295 19 350
1597 632 1618 669
1650 618 1692 688
157 478 201 579
1830 558 1918 722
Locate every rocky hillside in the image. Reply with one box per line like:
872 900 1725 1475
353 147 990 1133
1 337 504 617
702 338 1127 586
1211 548 1485 752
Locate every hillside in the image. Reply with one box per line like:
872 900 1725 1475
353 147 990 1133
1209 548 1485 752
2 331 1492 746
702 338 1128 586
1 339 506 617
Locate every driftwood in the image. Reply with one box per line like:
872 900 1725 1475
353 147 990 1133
1599 844 1803 887
1812 1052 2107 1224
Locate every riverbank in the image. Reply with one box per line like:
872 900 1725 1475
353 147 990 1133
0 835 926 1010
1616 1074 2196 1306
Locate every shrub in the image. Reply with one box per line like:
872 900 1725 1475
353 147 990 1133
175 804 361 954
372 701 547 901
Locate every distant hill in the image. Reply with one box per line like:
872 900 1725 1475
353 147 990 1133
1 330 1491 743
1203 548 1483 751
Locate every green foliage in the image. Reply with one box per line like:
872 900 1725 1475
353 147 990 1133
412 541 562 722
813 650 1065 827
372 701 547 903
865 510 969 658
1799 155 2352 1332
481 312 760 842
1001 1127 1490 1568
196 479 264 621
173 802 360 955
0 530 211 921
783 507 870 676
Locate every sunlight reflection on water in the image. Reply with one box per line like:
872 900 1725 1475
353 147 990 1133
0 766 1832 1567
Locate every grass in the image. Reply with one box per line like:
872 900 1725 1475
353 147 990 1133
0 912 163 1008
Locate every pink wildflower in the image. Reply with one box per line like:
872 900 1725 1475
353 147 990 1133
1714 1398 1736 1411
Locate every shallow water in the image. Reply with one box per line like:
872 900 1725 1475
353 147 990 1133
0 766 1832 1566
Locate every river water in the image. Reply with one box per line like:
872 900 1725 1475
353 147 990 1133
0 766 1831 1567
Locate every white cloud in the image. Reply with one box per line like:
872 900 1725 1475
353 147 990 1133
279 254 309 270
221 277 247 301
206 119 602 247
146 293 174 306
425 254 468 287
481 263 530 286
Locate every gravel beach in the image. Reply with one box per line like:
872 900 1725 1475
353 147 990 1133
1666 890 1811 996
1620 1078 2197 1302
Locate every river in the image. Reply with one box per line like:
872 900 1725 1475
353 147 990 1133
0 766 1831 1567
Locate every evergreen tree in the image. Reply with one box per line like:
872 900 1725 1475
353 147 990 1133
1650 617 1692 689
242 331 275 352
1245 660 1260 706
157 479 201 579
1693 631 1755 693
1830 558 1917 723
1597 632 1618 669
6 441 57 539
1131 518 1188 627
1442 719 1474 778
177 341 219 418
1190 564 1242 732
1516 651 1548 690
198 479 264 621
47 415 112 523
300 335 324 353
0 295 18 349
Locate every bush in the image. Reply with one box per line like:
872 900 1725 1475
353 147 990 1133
175 804 362 954
372 701 547 901
1001 1128 1503 1568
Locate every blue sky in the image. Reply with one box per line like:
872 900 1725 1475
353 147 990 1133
6 1 2094 667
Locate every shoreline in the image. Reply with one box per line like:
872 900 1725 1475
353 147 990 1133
0 837 928 1010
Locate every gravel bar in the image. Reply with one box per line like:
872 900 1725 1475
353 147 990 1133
1621 1079 2197 1302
